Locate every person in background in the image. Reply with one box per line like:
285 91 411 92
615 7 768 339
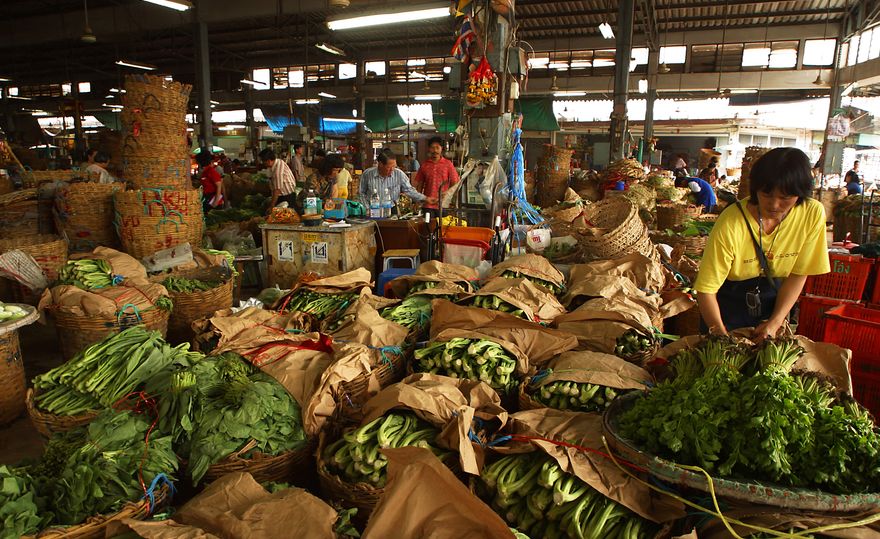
81 148 98 169
335 154 353 199
299 154 343 214
196 150 224 214
360 149 431 212
85 151 114 184
845 160 863 195
410 153 420 173
672 154 688 173
699 160 720 186
412 136 459 219
290 143 306 186
674 169 717 213
260 149 297 212
694 147 830 340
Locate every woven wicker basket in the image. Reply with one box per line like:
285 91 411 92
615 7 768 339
0 234 68 305
201 440 315 485
0 199 39 236
579 198 652 261
336 349 408 420
49 306 170 361
120 125 190 160
0 331 25 425
656 203 702 231
317 459 384 520
23 170 77 188
123 74 192 114
55 183 121 252
618 340 660 368
158 268 233 344
115 188 202 217
121 156 192 191
25 387 101 437
114 188 204 259
35 485 170 539
650 232 708 257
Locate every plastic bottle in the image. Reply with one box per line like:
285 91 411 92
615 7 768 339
370 188 382 219
381 187 393 218
304 188 318 215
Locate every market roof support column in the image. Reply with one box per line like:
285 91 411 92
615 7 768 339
643 48 659 160
72 82 85 160
610 0 635 161
356 59 367 170
819 39 845 179
245 86 256 163
467 10 510 162
195 7 212 147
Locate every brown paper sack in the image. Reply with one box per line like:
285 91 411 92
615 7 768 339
567 252 666 294
71 246 149 284
488 253 565 289
696 502 880 539
465 276 567 323
362 447 514 539
430 299 578 368
501 409 686 523
563 273 661 316
324 295 409 349
109 472 337 539
297 267 373 291
197 307 319 353
554 296 655 355
39 281 169 318
360 372 508 475
388 260 479 297
535 351 653 392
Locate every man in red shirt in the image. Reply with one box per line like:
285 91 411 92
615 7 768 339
413 136 460 219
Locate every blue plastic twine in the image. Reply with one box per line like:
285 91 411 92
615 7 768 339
142 473 176 514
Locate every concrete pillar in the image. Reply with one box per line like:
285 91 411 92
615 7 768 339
72 82 85 160
644 49 660 149
467 11 511 163
820 40 846 177
195 14 213 147
244 86 256 162
356 60 368 169
610 0 635 160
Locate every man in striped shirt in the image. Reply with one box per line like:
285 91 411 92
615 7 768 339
260 149 298 212
359 149 434 213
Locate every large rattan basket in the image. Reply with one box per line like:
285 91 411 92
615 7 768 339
579 198 652 261
48 305 170 361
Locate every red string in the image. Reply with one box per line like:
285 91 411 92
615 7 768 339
244 333 334 367
507 434 648 474
113 391 160 497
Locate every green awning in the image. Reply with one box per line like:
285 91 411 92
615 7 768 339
433 99 462 134
515 97 560 132
365 101 406 133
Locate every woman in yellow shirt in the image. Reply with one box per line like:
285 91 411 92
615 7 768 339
694 148 830 341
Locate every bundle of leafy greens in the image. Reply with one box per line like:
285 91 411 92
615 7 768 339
161 275 222 293
619 336 880 493
0 465 47 539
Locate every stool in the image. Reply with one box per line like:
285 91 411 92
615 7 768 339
376 267 416 298
382 248 421 272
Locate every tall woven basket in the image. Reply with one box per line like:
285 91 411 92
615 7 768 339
0 331 25 426
122 74 192 114
656 203 702 231
0 234 68 304
122 156 191 191
49 306 170 361
55 183 121 252
201 441 316 486
579 198 652 261
114 189 204 260
158 267 233 344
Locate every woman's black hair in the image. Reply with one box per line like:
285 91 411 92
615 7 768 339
195 150 213 167
319 154 345 177
376 148 397 165
86 148 98 159
748 147 813 204
93 151 110 164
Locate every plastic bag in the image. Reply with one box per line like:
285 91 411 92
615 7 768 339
480 157 506 209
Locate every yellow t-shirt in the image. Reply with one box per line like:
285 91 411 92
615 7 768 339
694 197 830 294
336 168 352 199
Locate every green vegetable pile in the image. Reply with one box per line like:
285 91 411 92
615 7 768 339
0 301 27 322
205 207 261 228
323 411 447 488
614 329 656 360
155 295 174 311
33 327 199 416
499 270 564 295
58 258 117 290
163 353 308 484
279 289 358 320
530 378 623 412
0 465 46 538
204 249 239 277
541 241 578 261
413 338 518 392
380 294 433 330
619 336 880 493
463 294 529 321
661 218 714 238
479 452 656 538
408 281 440 293
161 275 221 293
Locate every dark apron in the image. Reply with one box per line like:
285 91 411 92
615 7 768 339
701 276 779 332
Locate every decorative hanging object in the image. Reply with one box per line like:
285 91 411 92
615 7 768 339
465 58 498 108
451 16 477 63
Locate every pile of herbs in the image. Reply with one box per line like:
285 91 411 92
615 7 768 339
0 465 47 538
619 336 880 494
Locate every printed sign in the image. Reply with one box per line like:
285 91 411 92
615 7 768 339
310 241 329 264
302 233 320 243
277 240 295 261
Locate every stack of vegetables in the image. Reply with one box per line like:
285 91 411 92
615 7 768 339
322 411 448 488
57 258 119 290
619 336 880 493
498 269 564 296
613 329 658 362
530 378 623 412
277 289 358 320
0 301 28 322
161 275 222 293
32 326 199 417
479 452 656 538
461 294 529 321
413 338 519 392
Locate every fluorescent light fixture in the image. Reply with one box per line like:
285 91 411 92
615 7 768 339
31 111 50 117
116 59 157 70
318 92 337 98
730 89 758 94
443 66 452 74
328 6 449 30
240 79 259 86
295 99 320 105
105 94 114 98
142 0 192 11
316 42 346 56
109 88 125 93
553 91 587 97
164 75 173 81
102 103 124 109
186 128 194 132
219 124 246 130
638 79 648 93
84 129 99 134
599 22 614 39
324 117 366 123
351 108 358 117
9 95 32 100
0 77 11 82
210 100 220 105
842 82 857 96
414 94 442 100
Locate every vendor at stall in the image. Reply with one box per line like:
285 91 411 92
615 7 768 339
196 149 224 213
298 153 343 213
694 147 830 340
85 151 115 184
261 149 297 212
360 149 432 213
674 170 717 213
412 137 458 218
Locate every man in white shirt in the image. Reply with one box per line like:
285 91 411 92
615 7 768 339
85 152 114 184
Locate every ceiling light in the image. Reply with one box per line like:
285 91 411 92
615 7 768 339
414 94 442 100
730 89 758 94
109 88 125 93
102 103 124 109
443 66 452 74
84 129 99 134
351 108 358 117
210 100 220 105
9 95 32 100
186 128 194 132
142 0 192 11
553 91 586 97
219 124 246 130
324 117 366 123
318 92 337 98
240 79 260 86
116 59 157 70
316 43 346 56
328 6 449 31
296 99 320 105
0 77 11 82
31 111 50 117
105 94 114 98
599 22 614 39
549 75 560 91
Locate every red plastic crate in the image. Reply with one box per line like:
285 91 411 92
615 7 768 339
822 303 880 372
796 295 853 341
803 254 873 301
872 265 880 304
853 371 880 421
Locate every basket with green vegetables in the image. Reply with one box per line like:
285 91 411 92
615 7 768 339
161 275 222 293
498 270 565 296
617 335 880 496
462 294 530 321
277 289 359 320
614 329 660 364
413 337 521 393
478 451 657 539
58 258 120 290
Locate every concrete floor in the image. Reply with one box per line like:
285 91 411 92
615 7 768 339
0 320 63 465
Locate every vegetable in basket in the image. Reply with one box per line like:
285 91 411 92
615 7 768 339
278 289 358 320
614 329 656 360
413 338 518 392
499 270 564 296
0 465 46 539
532 378 623 413
0 302 27 322
161 275 221 293
58 258 118 290
380 295 433 330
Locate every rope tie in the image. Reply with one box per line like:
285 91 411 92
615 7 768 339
117 303 143 325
